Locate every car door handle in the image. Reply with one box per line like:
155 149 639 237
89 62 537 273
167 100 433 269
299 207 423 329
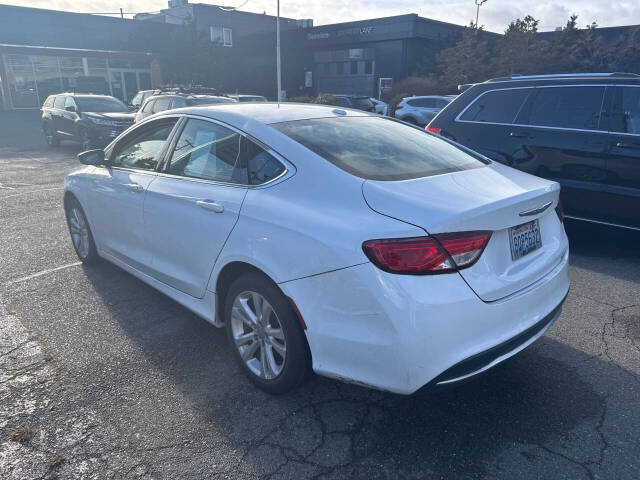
509 131 529 138
615 142 640 149
196 200 224 213
125 183 144 193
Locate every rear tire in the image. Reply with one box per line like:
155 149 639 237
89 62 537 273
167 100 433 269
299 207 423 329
225 272 310 394
65 197 100 264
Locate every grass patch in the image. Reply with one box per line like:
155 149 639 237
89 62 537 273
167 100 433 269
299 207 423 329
48 453 65 469
9 427 36 443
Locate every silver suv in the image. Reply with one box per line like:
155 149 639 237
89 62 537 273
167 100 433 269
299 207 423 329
394 95 454 126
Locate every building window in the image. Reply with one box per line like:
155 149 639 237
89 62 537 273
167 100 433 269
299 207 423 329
323 63 330 75
336 62 344 75
365 60 373 75
350 61 358 75
211 26 233 46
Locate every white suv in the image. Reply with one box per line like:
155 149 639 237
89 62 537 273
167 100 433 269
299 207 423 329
395 95 453 126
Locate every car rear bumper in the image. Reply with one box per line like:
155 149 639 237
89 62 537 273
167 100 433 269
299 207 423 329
280 249 569 394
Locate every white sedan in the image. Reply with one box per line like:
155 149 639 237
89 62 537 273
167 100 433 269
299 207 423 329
64 103 569 394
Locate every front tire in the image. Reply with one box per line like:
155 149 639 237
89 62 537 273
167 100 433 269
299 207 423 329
43 124 60 147
78 129 93 151
225 273 310 394
65 197 99 264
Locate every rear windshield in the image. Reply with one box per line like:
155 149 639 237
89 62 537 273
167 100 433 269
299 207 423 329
352 97 374 108
75 97 128 113
272 117 488 181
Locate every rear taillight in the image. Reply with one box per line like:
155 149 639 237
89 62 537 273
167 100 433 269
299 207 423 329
555 199 564 223
396 103 403 110
362 231 492 275
425 125 441 135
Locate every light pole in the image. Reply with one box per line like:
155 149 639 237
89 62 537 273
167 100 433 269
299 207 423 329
276 0 282 105
475 0 488 29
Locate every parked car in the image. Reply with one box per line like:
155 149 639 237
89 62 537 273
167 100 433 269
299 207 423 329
41 93 134 149
135 93 236 122
370 98 388 115
228 94 268 102
64 103 569 394
333 95 376 112
427 72 640 231
395 95 453 126
129 89 155 111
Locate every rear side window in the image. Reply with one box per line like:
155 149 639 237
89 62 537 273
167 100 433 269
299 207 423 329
273 117 488 181
54 96 66 109
171 97 188 108
410 98 436 108
168 119 245 184
527 86 605 130
245 140 285 185
152 97 172 113
460 88 532 124
142 99 155 113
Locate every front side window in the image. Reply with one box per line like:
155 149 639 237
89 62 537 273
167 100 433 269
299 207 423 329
172 97 188 108
527 86 605 130
611 86 640 134
460 88 532 124
273 117 488 181
111 120 176 170
168 119 245 183
245 140 285 185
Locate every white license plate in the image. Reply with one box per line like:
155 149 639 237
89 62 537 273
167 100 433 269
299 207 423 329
509 220 542 260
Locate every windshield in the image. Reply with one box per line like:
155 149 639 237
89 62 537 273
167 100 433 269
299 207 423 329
238 96 267 102
272 117 489 181
76 97 129 113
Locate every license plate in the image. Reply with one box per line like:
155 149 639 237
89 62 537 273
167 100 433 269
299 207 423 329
509 220 542 260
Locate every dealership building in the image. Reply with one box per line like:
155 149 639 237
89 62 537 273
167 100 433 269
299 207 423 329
0 1 489 110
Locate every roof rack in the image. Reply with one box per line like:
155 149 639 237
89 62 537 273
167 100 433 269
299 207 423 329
153 85 220 96
486 72 640 82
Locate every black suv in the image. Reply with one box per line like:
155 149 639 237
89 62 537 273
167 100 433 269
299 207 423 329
427 73 640 230
41 93 135 149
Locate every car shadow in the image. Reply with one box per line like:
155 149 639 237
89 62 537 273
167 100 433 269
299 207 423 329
565 219 640 284
79 261 637 478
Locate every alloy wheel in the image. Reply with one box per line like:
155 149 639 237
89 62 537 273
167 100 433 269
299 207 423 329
68 206 90 259
230 291 287 380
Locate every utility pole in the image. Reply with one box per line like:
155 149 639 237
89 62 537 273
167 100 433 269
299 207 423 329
120 7 124 19
475 0 487 29
276 0 282 105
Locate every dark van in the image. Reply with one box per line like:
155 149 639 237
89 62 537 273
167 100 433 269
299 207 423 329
427 73 640 231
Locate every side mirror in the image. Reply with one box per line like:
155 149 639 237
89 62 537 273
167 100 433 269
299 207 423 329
65 105 76 113
78 149 105 166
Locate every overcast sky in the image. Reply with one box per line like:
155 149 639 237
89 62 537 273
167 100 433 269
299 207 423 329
7 0 640 32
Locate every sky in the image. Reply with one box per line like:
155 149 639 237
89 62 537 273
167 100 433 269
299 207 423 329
6 0 640 32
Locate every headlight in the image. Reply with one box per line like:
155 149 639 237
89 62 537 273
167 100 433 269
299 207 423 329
88 117 118 127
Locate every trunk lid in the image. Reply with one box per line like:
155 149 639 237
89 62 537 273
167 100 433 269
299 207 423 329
362 163 568 301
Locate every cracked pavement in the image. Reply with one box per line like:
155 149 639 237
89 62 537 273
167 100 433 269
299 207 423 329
1 111 639 479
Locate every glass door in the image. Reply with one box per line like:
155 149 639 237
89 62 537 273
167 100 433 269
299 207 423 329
110 70 124 101
123 71 138 103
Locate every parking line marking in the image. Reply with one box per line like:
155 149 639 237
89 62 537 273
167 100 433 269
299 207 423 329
4 262 82 286
1 186 62 200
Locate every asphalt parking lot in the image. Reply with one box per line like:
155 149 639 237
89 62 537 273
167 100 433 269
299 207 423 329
1 111 639 480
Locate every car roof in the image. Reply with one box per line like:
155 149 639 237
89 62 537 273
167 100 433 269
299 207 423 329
157 102 375 126
403 95 450 100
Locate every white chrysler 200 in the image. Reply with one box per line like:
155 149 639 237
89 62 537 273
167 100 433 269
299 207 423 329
64 103 569 394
